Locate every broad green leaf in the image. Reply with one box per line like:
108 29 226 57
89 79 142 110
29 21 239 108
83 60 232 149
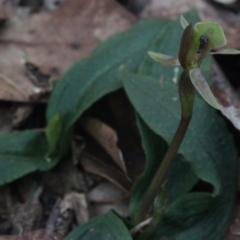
164 193 215 228
46 19 171 155
139 193 215 239
0 130 59 185
64 211 132 240
122 69 237 239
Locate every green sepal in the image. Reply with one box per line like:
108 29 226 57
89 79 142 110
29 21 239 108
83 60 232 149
148 51 180 66
189 68 221 110
194 22 226 49
210 48 240 55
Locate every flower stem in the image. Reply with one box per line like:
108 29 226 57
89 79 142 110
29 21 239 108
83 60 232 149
134 71 194 223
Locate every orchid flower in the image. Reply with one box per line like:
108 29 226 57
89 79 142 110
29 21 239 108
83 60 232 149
148 15 240 110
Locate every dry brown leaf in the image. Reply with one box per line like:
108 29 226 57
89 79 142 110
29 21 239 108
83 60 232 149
0 230 62 240
140 0 240 48
81 117 129 177
0 0 136 102
211 61 240 130
80 152 131 193
60 192 89 225
45 193 88 235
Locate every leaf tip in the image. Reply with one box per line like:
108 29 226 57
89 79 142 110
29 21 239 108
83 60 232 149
180 15 189 29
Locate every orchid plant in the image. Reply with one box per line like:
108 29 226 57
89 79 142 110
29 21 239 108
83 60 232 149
135 15 240 223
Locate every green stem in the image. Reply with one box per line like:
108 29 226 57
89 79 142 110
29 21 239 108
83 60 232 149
134 72 194 223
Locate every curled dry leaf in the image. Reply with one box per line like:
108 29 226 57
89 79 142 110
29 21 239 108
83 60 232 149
59 192 89 225
46 193 88 235
0 0 136 102
80 152 131 193
81 117 129 177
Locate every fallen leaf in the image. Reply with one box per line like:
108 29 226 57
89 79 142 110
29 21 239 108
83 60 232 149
80 152 131 193
0 0 136 102
211 61 240 130
81 117 128 177
60 192 89 225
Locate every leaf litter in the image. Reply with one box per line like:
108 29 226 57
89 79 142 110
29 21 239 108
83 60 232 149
0 0 136 102
0 1 239 240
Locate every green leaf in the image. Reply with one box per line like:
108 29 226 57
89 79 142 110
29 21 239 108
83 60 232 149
122 69 237 239
139 193 215 239
46 18 171 155
164 193 215 229
46 112 62 154
64 211 132 240
0 130 59 185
